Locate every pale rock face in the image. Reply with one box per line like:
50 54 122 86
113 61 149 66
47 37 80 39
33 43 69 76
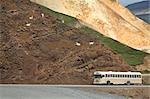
30 0 150 53
136 55 150 71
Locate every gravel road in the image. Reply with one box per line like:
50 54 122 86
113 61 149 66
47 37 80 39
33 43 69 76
0 86 125 99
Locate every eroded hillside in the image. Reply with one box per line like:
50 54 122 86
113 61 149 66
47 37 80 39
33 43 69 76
0 0 132 84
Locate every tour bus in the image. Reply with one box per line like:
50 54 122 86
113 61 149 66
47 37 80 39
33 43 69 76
93 71 142 85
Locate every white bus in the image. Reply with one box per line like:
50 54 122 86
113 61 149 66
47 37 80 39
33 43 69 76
93 71 142 85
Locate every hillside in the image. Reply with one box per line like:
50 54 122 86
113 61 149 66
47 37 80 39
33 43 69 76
40 4 148 66
31 0 150 54
0 0 131 84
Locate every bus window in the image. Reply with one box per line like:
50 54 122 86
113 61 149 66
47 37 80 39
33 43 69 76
137 75 141 78
94 75 104 78
111 74 113 77
123 75 124 78
106 74 107 77
116 75 118 77
112 74 114 77
127 75 130 78
110 74 112 77
94 75 100 78
134 75 136 78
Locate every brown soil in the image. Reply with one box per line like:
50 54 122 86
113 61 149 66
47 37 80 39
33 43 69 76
0 0 131 84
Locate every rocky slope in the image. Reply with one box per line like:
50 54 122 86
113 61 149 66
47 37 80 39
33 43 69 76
0 0 131 84
136 55 150 71
31 0 150 53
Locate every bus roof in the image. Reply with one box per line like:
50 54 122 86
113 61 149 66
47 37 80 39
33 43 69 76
94 71 141 75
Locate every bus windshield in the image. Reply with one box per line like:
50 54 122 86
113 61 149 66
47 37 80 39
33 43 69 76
94 75 104 78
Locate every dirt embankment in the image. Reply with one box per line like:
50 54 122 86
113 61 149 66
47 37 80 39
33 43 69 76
0 0 131 84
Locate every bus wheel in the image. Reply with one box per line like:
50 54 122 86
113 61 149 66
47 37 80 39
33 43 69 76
126 81 130 85
107 81 111 85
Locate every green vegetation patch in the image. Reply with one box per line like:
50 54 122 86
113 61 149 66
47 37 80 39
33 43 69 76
80 27 148 66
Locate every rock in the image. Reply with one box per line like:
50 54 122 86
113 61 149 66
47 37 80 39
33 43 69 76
26 23 31 27
41 13 44 18
75 42 81 46
136 55 150 71
143 55 150 66
89 41 94 45
29 16 33 20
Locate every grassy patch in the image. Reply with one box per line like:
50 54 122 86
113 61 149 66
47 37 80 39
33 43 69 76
80 27 148 65
40 6 148 65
